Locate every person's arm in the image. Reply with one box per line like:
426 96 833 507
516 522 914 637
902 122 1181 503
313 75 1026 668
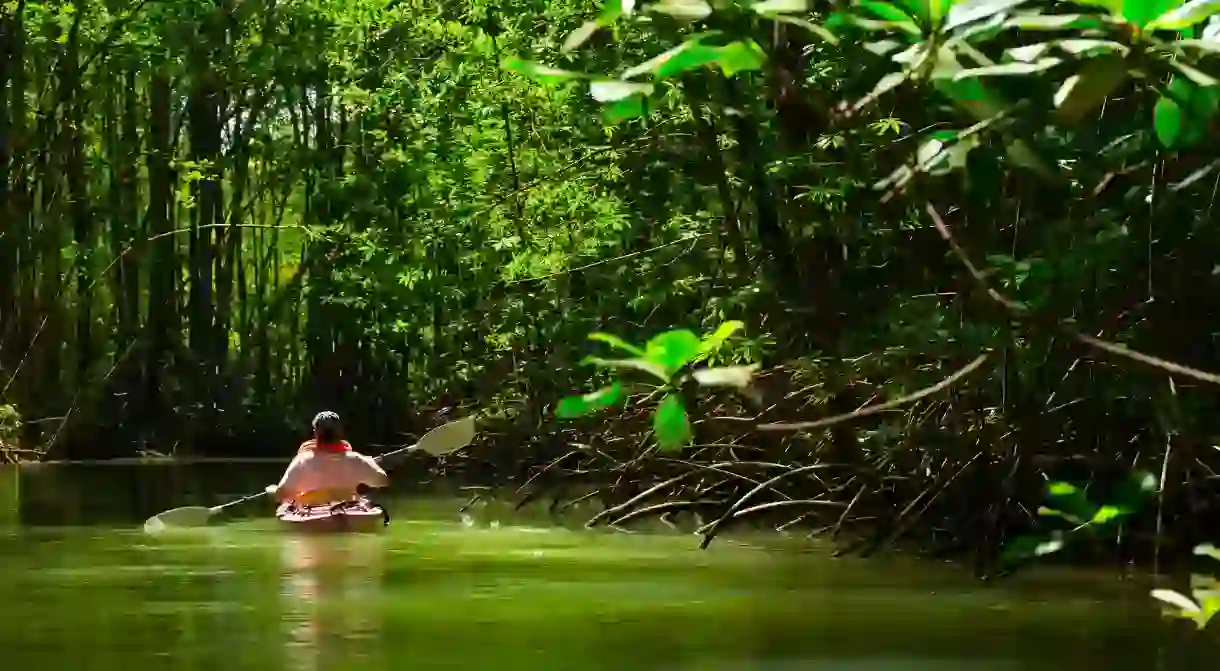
350 452 389 488
266 453 309 502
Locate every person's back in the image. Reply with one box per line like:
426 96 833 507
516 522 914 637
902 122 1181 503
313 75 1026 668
267 411 388 506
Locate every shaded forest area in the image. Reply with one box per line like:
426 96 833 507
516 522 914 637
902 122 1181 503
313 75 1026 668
8 0 1220 568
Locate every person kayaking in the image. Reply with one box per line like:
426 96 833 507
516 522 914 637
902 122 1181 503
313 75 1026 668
265 411 390 508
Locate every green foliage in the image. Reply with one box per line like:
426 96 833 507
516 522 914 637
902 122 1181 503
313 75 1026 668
556 321 754 452
1151 544 1220 629
0 405 21 449
1001 471 1158 565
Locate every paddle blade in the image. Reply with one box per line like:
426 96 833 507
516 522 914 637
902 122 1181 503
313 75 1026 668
415 415 477 456
143 506 213 533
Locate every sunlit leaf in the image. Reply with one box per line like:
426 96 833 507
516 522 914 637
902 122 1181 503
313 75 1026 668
944 0 1026 30
713 40 768 76
1090 504 1124 525
1151 588 1202 614
1047 481 1080 496
646 0 714 20
645 329 703 375
951 58 1062 79
1053 55 1128 126
603 95 649 123
692 364 761 388
1037 505 1086 524
1006 43 1053 61
1170 58 1219 87
624 41 723 79
1055 39 1128 56
588 332 647 357
1070 0 1124 14
864 39 906 55
773 15 841 44
1194 543 1220 562
924 0 957 25
556 383 627 418
696 320 745 360
580 355 670 381
562 21 602 53
1123 0 1183 26
653 393 692 451
858 1 923 35
602 0 638 21
502 58 585 83
1002 13 1106 29
751 0 809 13
590 80 655 102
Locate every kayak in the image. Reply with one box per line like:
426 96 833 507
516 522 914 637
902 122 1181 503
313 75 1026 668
275 499 389 534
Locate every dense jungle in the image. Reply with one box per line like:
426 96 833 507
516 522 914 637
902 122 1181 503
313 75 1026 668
7 0 1220 573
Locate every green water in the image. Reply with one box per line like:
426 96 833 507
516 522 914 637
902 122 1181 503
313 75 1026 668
1 496 1219 669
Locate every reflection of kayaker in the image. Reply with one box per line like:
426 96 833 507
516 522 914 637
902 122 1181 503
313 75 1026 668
265 411 391 532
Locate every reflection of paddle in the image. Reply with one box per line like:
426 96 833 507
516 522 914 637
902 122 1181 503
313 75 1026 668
142 415 478 533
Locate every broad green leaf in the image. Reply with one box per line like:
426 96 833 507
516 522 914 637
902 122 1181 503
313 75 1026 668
556 383 627 418
645 329 703 375
603 95 648 123
864 39 906 55
944 0 1026 30
562 21 602 53
601 0 638 22
773 15 842 44
1034 536 1066 556
624 42 723 79
1179 37 1220 51
934 77 1052 177
1055 39 1128 56
1123 0 1182 25
580 355 669 381
751 0 809 13
858 1 923 35
1090 504 1124 525
1053 55 1128 125
713 40 768 76
1195 543 1220 562
861 70 909 110
588 332 647 357
1071 0 1124 14
1044 481 1099 522
1152 588 1202 614
1006 43 1053 61
692 364 761 388
1170 58 1220 87
1002 13 1107 29
1159 78 1220 149
924 0 956 25
646 0 714 20
696 320 745 360
1047 481 1080 496
502 58 585 83
653 394 692 451
951 58 1062 79
1148 0 1220 29
590 80 655 102
1037 506 1084 524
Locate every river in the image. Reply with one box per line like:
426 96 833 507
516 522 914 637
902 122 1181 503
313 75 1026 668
1 467 1219 669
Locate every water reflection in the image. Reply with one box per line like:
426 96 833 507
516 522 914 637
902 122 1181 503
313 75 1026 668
279 534 385 670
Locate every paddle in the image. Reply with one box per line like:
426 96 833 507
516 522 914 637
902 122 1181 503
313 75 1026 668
142 415 478 533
